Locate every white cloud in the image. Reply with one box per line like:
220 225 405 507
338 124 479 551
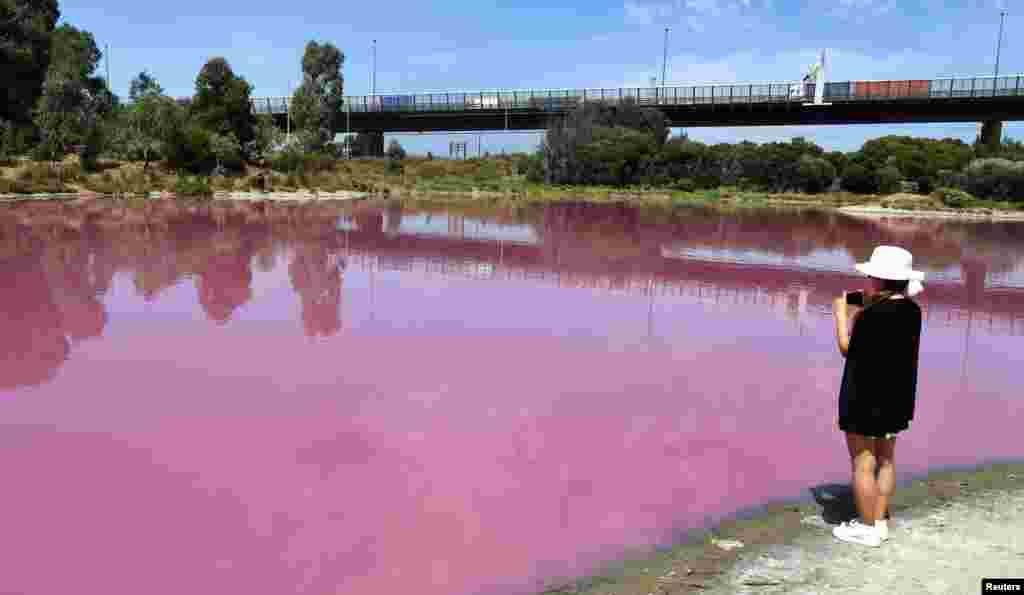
624 0 676 25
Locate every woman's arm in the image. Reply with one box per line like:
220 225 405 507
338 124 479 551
833 296 863 357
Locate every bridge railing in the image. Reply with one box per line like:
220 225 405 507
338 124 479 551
249 75 1024 115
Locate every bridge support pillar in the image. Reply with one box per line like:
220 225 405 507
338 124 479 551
979 120 1004 150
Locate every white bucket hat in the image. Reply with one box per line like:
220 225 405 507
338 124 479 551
855 246 925 296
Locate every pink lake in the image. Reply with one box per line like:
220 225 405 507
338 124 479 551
0 200 1021 594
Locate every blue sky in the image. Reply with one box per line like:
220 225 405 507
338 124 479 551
62 0 1019 156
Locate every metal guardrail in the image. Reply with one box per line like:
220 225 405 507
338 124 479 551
247 75 1024 116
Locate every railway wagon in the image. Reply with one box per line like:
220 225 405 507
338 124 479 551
527 96 582 111
381 95 415 111
853 80 929 99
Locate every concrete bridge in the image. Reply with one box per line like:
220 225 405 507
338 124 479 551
249 74 1024 144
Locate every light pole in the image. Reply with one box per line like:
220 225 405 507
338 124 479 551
661 27 669 87
372 39 377 97
994 10 1006 81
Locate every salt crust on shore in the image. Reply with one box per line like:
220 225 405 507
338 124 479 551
704 486 1024 594
838 205 1024 221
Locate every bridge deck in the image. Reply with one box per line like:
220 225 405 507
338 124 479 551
244 75 1024 132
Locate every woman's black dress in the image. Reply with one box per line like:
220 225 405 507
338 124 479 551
838 297 923 437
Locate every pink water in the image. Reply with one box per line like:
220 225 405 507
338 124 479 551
1 200 1021 594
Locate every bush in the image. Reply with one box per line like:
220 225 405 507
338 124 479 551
268 148 336 175
166 125 216 174
934 187 972 208
476 160 499 180
385 157 404 175
386 139 406 160
965 158 1024 201
795 155 836 194
840 163 877 193
915 175 935 195
876 165 903 194
670 177 697 192
173 175 213 197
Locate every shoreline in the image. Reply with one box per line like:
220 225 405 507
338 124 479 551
538 459 1024 594
2 189 1024 221
0 190 371 203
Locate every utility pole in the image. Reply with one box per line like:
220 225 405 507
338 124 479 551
661 27 669 87
372 39 377 97
995 10 1006 81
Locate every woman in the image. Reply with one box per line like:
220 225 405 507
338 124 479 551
831 246 924 547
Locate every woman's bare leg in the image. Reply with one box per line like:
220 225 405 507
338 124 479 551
872 437 897 522
846 432 879 524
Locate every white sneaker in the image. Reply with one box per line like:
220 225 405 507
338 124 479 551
833 519 881 547
876 520 889 541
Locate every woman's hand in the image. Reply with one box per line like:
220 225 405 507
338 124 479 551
834 294 851 357
833 294 848 320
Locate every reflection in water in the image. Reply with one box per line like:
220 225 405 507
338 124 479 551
0 199 1023 595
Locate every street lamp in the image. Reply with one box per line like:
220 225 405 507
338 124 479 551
994 10 1006 81
661 27 669 87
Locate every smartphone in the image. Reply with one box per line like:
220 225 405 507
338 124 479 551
846 291 864 306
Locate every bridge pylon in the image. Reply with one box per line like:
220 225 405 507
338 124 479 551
980 119 1004 150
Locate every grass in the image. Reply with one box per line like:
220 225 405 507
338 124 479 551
2 155 1023 214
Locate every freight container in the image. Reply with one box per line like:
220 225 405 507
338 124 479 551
824 81 852 99
854 80 929 99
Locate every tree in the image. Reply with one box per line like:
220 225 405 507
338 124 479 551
386 139 406 160
543 100 669 184
840 163 877 194
876 165 902 194
0 0 60 126
32 24 115 169
209 131 240 172
795 154 836 193
249 113 283 160
129 70 163 102
291 40 345 151
191 57 256 160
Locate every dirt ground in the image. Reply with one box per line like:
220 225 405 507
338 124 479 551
543 462 1024 595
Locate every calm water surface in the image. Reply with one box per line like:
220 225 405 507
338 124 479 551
1 200 1022 594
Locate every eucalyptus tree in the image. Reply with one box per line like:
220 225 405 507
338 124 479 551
0 0 60 127
290 40 344 151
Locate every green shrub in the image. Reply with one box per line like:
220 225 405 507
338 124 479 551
965 158 1024 202
795 155 836 194
670 177 697 192
166 125 216 174
386 139 406 160
476 160 499 180
268 148 336 175
934 187 972 208
876 165 903 194
840 163 878 193
173 175 213 197
385 158 404 175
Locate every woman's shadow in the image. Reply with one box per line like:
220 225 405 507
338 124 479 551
808 479 890 525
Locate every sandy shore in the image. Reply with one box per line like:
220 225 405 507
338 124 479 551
541 461 1024 594
837 204 1024 221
